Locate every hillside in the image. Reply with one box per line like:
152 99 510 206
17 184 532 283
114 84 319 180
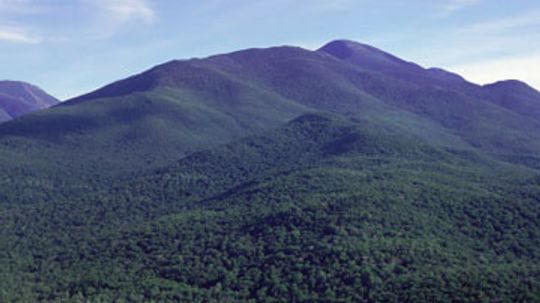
0 81 59 122
1 113 540 301
1 40 540 301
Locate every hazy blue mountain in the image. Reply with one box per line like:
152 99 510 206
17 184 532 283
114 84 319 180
0 80 59 122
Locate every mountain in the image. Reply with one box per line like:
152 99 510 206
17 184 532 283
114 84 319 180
0 81 59 122
1 40 540 202
1 40 540 301
50 41 540 162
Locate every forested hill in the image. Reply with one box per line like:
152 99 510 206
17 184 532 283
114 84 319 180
1 40 540 302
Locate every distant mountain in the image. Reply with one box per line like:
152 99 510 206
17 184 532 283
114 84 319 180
0 81 59 122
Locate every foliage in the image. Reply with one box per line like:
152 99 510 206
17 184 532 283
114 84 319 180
1 114 540 302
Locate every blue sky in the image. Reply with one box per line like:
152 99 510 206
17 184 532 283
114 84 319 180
0 0 539 100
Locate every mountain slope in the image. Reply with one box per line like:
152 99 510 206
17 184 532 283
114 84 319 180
64 42 540 161
319 39 472 90
1 113 539 302
0 45 464 202
319 40 540 162
0 81 59 122
2 40 540 205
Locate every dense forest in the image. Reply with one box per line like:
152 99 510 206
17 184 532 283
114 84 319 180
2 114 540 302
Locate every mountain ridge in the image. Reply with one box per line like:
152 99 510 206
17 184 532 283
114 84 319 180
1 39 540 193
1 39 539 185
59 39 540 107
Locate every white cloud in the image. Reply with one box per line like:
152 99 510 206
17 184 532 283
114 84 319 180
0 26 40 44
449 53 540 90
83 0 156 39
0 0 158 42
438 0 481 16
91 0 156 24
0 1 50 44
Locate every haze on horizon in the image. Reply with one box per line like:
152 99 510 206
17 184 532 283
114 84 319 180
0 0 539 100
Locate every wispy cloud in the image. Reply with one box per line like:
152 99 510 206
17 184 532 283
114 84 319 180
0 0 32 12
0 25 40 44
0 0 158 43
91 0 156 24
423 10 540 65
0 1 49 44
83 0 156 39
437 0 481 16
0 0 49 14
462 10 540 34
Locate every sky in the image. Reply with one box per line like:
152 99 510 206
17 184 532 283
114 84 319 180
0 0 539 100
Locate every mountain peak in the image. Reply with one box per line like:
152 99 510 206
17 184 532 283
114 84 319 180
318 40 474 89
319 39 414 66
484 79 537 92
0 80 43 95
318 40 367 59
318 39 426 80
0 80 58 103
0 80 59 122
484 79 540 100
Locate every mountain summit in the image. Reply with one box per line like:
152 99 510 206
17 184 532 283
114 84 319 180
319 39 468 86
483 79 540 121
319 39 422 70
0 81 59 122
